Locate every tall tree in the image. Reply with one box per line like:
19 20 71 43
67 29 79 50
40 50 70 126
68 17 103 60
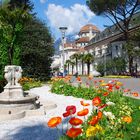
87 0 140 74
20 18 54 80
79 53 85 75
84 53 94 75
70 53 79 72
0 0 32 67
65 59 71 74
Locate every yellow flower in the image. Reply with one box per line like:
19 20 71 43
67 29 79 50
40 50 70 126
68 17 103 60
86 125 103 138
116 81 123 86
86 126 97 137
100 83 107 86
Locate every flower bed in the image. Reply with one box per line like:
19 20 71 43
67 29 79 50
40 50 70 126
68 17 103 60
19 77 43 90
103 75 131 78
49 77 140 140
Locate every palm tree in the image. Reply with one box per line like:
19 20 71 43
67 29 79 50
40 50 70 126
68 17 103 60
84 53 94 75
70 53 79 72
78 53 85 75
70 60 75 75
65 59 71 74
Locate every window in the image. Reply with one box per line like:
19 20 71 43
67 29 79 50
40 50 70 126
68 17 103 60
98 50 102 55
116 45 118 51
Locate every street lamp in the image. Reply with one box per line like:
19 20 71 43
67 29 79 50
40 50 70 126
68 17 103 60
59 27 67 77
104 53 106 76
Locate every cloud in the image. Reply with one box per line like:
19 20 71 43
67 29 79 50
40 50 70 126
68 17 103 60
40 0 47 4
45 4 94 36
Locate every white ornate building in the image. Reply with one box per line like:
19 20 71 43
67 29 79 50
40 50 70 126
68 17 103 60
52 14 140 76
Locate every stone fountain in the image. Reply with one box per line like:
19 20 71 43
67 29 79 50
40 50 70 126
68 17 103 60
0 65 56 121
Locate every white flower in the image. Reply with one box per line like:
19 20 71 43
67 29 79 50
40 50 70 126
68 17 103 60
106 101 115 106
108 80 113 83
105 86 109 89
103 111 115 119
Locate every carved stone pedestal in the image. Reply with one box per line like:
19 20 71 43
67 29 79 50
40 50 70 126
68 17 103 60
3 86 24 99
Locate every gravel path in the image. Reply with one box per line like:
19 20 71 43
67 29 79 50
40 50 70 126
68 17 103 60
0 85 92 140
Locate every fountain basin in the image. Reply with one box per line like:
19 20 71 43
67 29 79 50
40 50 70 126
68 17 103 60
0 111 26 121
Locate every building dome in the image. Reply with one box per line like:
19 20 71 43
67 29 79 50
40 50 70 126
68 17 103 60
80 24 99 33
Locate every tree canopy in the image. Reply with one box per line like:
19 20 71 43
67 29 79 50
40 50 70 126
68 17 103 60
0 0 54 80
87 0 140 74
20 18 54 80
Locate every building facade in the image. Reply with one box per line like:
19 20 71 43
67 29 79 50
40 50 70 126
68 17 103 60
54 14 140 76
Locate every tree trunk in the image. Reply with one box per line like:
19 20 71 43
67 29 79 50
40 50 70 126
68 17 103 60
8 47 13 65
68 64 69 74
128 56 133 76
82 61 84 75
76 58 78 72
87 62 90 75
72 65 74 75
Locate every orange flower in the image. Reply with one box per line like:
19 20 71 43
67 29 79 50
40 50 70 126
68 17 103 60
99 80 104 83
97 90 102 94
77 108 89 116
76 76 81 82
108 88 113 92
97 111 103 120
88 75 93 80
92 97 101 106
115 85 120 89
66 127 82 138
122 116 132 123
103 92 109 96
47 117 62 128
80 100 90 106
132 92 139 97
94 80 97 84
88 116 99 126
107 83 114 87
69 117 83 126
124 89 131 92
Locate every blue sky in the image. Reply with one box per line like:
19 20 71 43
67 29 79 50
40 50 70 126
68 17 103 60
31 0 113 40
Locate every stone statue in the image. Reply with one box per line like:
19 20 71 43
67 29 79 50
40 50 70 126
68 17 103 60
4 65 22 87
4 66 13 87
14 66 22 86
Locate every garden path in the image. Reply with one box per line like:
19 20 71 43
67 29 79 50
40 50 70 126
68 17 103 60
0 85 92 140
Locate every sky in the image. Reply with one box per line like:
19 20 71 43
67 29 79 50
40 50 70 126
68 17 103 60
31 0 113 40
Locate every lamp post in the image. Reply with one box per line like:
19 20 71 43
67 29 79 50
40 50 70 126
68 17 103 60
104 53 106 76
59 27 67 77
